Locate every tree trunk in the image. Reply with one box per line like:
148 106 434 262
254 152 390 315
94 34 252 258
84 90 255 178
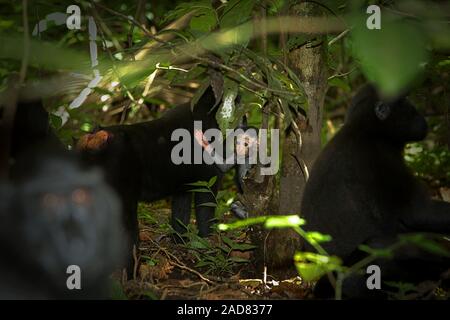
267 1 328 276
239 1 328 278
280 1 328 214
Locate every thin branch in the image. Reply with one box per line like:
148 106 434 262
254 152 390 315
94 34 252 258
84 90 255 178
19 0 30 85
328 28 350 46
328 67 356 81
148 238 215 285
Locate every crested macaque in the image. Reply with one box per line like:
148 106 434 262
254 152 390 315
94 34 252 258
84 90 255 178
0 153 125 299
77 86 257 269
301 84 450 298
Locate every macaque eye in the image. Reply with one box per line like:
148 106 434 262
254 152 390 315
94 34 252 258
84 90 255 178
40 193 65 217
42 193 61 208
72 188 91 206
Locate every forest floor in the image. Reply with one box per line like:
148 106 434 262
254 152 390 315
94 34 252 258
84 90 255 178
119 201 313 300
117 194 450 300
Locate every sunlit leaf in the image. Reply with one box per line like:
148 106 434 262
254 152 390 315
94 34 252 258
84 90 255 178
264 215 305 229
305 231 332 244
294 252 342 281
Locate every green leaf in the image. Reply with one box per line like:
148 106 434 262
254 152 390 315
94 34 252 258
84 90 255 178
305 231 332 244
264 215 305 229
189 240 210 249
384 281 417 296
358 244 393 258
328 77 351 92
229 256 250 263
220 0 255 29
189 188 211 193
351 15 429 97
49 113 63 130
221 236 235 248
0 33 92 72
218 216 269 231
208 176 218 188
163 1 215 28
187 180 209 187
198 202 217 208
295 262 329 282
216 77 238 134
190 6 217 33
141 255 158 266
109 280 128 300
400 234 450 257
294 252 342 281
223 236 257 251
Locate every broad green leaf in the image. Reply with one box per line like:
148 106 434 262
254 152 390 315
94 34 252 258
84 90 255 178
190 6 217 33
351 15 429 97
294 252 342 281
220 0 255 29
221 236 236 248
216 77 238 134
295 262 329 281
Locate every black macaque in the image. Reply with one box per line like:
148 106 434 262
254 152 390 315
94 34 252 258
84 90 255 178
8 100 64 181
0 99 125 298
77 86 254 267
301 84 450 299
10 100 62 161
0 155 125 299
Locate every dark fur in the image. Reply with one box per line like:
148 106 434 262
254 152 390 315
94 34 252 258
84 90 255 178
1 100 125 298
78 87 224 266
0 156 125 299
301 84 450 298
